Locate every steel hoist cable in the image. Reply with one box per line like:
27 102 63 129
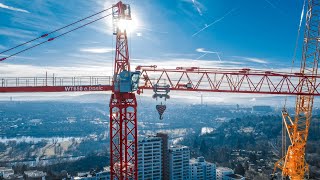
0 6 114 61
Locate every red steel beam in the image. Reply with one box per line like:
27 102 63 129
137 67 320 96
2 67 320 96
0 85 112 93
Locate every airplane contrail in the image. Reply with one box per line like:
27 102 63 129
192 0 203 16
196 48 222 61
192 8 237 37
263 0 277 9
196 52 221 61
298 0 306 32
196 53 208 60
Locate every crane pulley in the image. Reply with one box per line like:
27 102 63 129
153 84 170 120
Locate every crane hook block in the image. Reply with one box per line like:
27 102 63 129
156 103 166 120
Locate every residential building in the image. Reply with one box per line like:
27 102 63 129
169 145 190 180
189 157 216 180
156 132 169 180
138 135 162 180
95 166 111 180
216 167 234 180
73 168 111 180
0 167 14 179
24 170 46 180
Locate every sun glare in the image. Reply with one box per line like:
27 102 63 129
117 18 138 33
103 1 140 35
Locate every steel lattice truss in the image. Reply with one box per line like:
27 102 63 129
137 66 320 96
2 67 320 96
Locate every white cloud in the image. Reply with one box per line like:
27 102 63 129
0 63 112 77
196 48 218 54
250 98 256 102
0 28 35 39
181 0 205 16
0 3 29 13
79 48 114 54
191 0 203 16
233 56 269 64
244 57 268 64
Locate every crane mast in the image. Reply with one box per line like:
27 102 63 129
274 0 320 179
110 2 140 180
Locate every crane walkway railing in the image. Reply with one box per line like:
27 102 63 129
0 76 113 92
0 76 112 87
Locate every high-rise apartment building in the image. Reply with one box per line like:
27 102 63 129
189 156 216 180
216 167 234 180
137 136 162 180
169 145 190 180
156 132 169 180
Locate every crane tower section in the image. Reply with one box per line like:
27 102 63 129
274 0 320 179
110 2 140 180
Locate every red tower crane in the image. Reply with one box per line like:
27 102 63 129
0 1 319 180
109 2 139 179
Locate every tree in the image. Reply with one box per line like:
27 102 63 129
199 140 208 154
249 153 257 163
244 161 249 170
234 163 246 176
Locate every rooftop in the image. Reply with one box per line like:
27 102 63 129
169 145 189 151
24 170 47 178
190 156 206 163
216 167 233 172
225 174 244 179
0 167 13 171
138 135 162 142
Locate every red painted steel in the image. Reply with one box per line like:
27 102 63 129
3 66 320 96
0 85 112 93
0 76 112 93
2 68 320 96
137 67 320 96
109 2 137 180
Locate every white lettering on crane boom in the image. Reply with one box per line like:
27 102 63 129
64 86 103 91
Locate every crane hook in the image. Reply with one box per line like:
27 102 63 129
156 102 166 120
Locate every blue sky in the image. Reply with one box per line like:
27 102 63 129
0 0 306 77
